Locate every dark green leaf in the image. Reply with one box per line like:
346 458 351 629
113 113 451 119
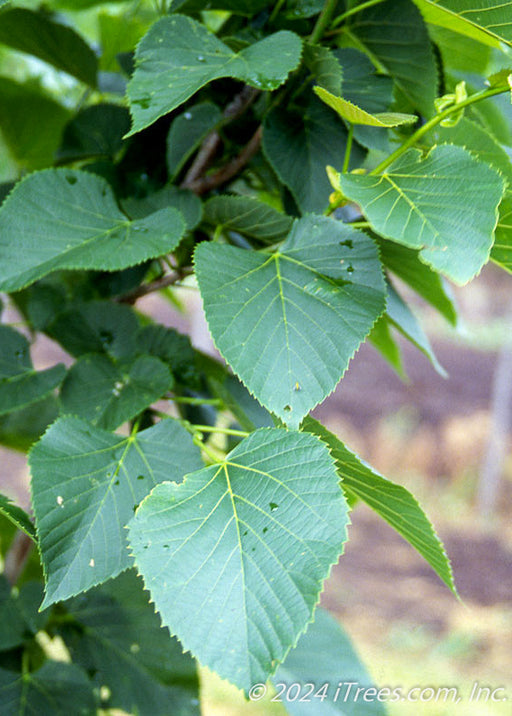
0 169 186 293
386 281 446 376
129 428 349 692
48 300 140 360
340 145 505 284
0 78 70 170
274 607 386 715
57 104 130 162
122 186 202 230
171 0 270 14
0 326 65 417
303 417 457 594
203 195 293 243
0 495 36 542
135 325 198 386
492 191 512 272
127 15 302 134
303 43 343 95
369 315 407 378
263 97 364 214
30 416 202 607
0 661 96 715
376 238 458 325
0 397 59 452
349 0 437 116
195 215 386 426
0 8 97 86
0 577 31 650
59 571 199 716
60 354 172 431
167 102 222 180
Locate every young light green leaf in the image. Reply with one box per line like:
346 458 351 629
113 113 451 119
0 325 65 418
60 354 172 431
0 169 186 293
492 191 512 272
413 0 512 48
195 215 386 427
263 97 364 214
129 428 349 693
167 102 222 180
274 607 386 716
340 145 505 284
303 417 457 595
0 8 98 86
349 0 437 117
203 195 293 243
0 494 36 542
314 86 417 127
0 661 96 715
30 416 203 608
127 15 302 134
58 571 200 716
376 238 457 325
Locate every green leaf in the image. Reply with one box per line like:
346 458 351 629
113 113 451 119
303 43 343 95
58 571 200 716
135 325 198 387
98 10 150 72
274 607 386 716
129 428 349 692
60 354 172 431
127 15 302 135
195 215 386 426
492 191 512 272
57 104 131 162
369 315 407 378
0 78 70 170
122 186 202 231
0 494 36 542
340 145 505 284
0 8 97 86
349 0 437 117
0 397 59 452
0 661 96 715
0 326 65 418
48 300 140 360
0 169 186 293
376 238 457 325
167 102 222 180
30 416 203 607
334 47 396 152
314 86 417 127
385 281 446 377
0 577 33 650
414 0 512 48
203 195 293 243
303 417 457 595
263 97 364 214
171 0 270 13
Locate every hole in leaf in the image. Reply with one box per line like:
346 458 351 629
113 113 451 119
66 175 77 185
269 502 278 512
283 405 292 412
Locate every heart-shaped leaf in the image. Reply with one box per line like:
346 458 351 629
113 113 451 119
129 428 349 692
195 215 386 426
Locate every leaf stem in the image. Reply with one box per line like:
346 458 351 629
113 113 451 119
310 0 339 44
342 124 354 173
115 268 193 304
269 0 286 23
331 0 386 28
371 85 510 175
193 425 249 438
193 435 225 463
172 396 223 407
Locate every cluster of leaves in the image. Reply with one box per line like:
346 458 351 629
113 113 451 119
1 0 512 713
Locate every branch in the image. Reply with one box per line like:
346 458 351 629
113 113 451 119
181 86 260 189
4 531 33 586
185 126 263 195
116 268 193 304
